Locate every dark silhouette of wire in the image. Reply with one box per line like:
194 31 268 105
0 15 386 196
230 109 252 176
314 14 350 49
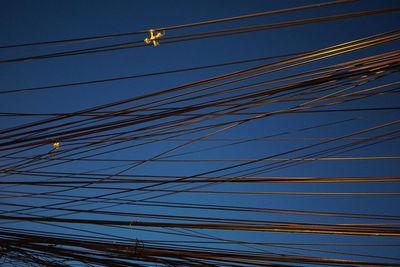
0 0 357 49
2 7 398 64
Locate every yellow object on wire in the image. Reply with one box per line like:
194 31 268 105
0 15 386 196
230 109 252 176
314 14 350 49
144 29 164 46
53 142 60 149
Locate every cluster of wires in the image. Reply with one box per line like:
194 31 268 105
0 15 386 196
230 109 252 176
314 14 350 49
1 0 400 266
0 0 398 64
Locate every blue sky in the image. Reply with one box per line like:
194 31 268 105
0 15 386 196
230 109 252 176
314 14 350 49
1 0 400 266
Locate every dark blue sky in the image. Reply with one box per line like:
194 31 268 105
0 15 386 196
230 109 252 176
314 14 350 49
1 1 400 265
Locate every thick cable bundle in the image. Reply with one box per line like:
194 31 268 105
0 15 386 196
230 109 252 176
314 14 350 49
1 1 400 266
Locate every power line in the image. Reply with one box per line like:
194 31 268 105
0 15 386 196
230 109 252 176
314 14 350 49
2 6 398 63
0 0 358 49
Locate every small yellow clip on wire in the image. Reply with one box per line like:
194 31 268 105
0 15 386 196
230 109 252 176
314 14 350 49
53 142 60 150
144 29 164 47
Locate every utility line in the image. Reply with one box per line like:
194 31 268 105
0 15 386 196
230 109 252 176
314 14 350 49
2 6 398 63
0 0 357 49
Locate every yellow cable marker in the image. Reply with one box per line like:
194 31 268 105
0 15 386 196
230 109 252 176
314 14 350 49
53 142 60 149
144 29 164 47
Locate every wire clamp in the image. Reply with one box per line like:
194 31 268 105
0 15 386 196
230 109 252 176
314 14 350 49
144 29 164 47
